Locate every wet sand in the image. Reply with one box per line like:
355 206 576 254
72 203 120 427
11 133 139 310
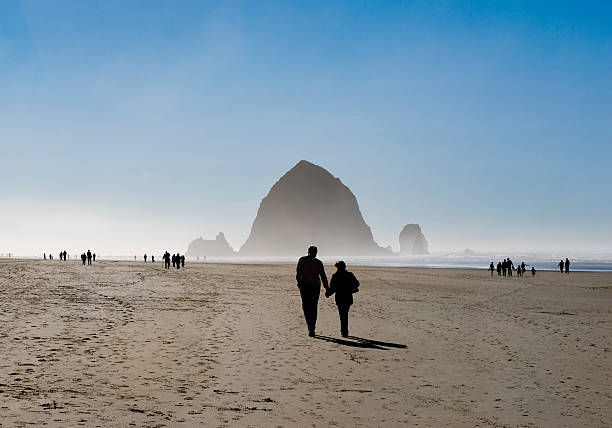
0 259 610 427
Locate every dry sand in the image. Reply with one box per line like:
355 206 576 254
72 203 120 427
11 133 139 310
0 259 610 427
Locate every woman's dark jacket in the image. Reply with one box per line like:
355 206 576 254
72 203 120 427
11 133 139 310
328 269 359 306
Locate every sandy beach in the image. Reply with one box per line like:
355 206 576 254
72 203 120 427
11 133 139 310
0 259 610 427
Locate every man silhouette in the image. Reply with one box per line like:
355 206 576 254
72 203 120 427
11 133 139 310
565 258 570 273
144 254 147 263
87 250 92 265
559 259 564 272
296 246 329 337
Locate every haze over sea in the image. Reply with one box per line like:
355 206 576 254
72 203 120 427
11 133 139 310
4 253 611 272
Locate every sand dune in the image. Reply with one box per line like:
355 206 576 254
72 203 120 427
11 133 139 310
0 260 610 426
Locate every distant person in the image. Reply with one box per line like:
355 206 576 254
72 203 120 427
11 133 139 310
559 259 564 272
531 267 536 276
565 258 570 273
144 254 147 263
507 258 513 277
64 250 67 261
489 262 494 276
163 252 171 269
326 261 359 337
176 253 181 269
134 255 136 261
59 252 62 261
521 262 526 275
93 253 96 262
296 246 329 337
496 262 502 276
87 250 92 265
151 255 155 263
502 259 507 276
81 253 86 265
44 253 46 260
517 265 522 277
172 254 176 268
180 255 185 268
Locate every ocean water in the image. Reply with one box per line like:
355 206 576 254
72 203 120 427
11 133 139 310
193 254 612 272
3 254 612 272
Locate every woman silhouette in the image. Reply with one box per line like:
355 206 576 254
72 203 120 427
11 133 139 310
326 261 360 337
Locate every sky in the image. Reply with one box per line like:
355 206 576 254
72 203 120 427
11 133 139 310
0 0 611 256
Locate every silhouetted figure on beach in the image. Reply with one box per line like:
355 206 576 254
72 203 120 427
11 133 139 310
559 259 564 272
172 254 176 268
532 267 536 276
502 259 507 276
180 255 185 268
81 253 86 265
176 253 181 269
93 253 96 262
163 252 170 269
326 261 359 337
507 258 513 276
151 255 155 263
44 253 46 260
565 258 570 273
296 246 329 337
517 265 522 277
496 262 502 276
489 262 494 276
87 250 92 265
521 262 526 275
144 254 147 263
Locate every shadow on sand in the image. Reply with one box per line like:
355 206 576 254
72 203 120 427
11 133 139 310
315 335 406 350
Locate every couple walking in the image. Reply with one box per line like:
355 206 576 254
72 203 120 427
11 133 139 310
296 246 360 338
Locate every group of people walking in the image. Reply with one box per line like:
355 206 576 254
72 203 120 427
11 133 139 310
80 250 95 265
44 250 95 264
489 257 572 276
489 259 534 277
296 246 360 338
162 252 184 269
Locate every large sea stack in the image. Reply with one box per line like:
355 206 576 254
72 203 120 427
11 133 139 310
186 232 236 257
399 224 429 255
239 160 388 256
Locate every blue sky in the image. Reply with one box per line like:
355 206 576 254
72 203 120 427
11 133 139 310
1 0 611 255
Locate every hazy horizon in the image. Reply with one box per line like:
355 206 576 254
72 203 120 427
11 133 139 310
1 1 611 256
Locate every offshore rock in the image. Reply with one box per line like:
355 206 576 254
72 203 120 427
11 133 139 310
186 232 236 257
399 224 429 255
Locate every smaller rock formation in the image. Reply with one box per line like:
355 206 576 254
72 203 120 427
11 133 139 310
186 232 236 257
399 224 429 255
